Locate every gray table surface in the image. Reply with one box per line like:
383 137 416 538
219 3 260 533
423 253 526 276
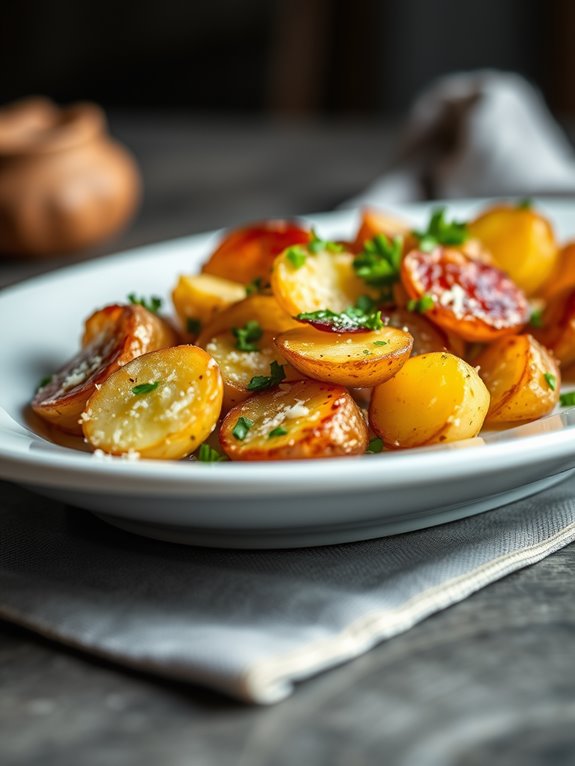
2 114 575 766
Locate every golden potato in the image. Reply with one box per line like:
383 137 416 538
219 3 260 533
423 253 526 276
172 273 246 338
82 345 223 459
475 334 560 423
32 304 177 435
533 287 575 368
271 246 374 317
274 325 412 387
369 352 490 449
220 380 368 460
381 308 465 357
352 208 414 253
468 204 557 296
206 330 300 411
539 241 575 301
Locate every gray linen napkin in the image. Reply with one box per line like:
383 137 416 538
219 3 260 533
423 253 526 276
2 475 575 704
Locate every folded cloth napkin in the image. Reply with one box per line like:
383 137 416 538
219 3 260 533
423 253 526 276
2 475 575 704
345 69 575 206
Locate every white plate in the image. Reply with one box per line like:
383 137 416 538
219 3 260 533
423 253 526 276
2 199 575 549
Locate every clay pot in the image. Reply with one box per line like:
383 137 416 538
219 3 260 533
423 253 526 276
0 97 141 258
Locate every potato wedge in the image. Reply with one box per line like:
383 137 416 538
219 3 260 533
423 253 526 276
401 246 529 342
274 325 412 387
533 287 575 368
82 345 223 459
220 380 368 460
202 220 311 284
32 304 177 435
196 294 299 349
206 330 300 411
272 246 374 316
369 352 490 449
475 334 560 423
172 273 246 338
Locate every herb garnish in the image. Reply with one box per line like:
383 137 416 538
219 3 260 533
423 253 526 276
127 294 163 314
232 416 254 441
286 246 308 269
544 372 557 391
407 294 435 313
245 277 264 296
36 375 52 392
353 234 403 289
268 426 288 438
296 307 384 333
412 207 468 252
373 340 388 347
308 228 343 254
529 309 544 328
517 198 533 210
197 444 228 462
186 317 202 335
247 360 286 392
560 392 575 407
233 320 263 352
132 382 159 395
366 437 383 454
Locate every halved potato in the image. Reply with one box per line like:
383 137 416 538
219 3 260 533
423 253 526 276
533 287 575 368
475 334 560 423
202 220 311 284
271 246 375 316
196 294 299 349
172 273 246 338
274 325 412 387
381 308 465 357
32 304 177 435
82 345 223 459
205 330 300 411
369 352 490 449
220 380 368 460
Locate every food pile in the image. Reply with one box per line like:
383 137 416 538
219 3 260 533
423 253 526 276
31 202 575 461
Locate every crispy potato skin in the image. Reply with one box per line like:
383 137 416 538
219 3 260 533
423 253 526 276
219 380 368 460
476 334 560 423
83 345 223 459
274 326 412 387
206 330 300 412
202 220 311 284
172 274 245 338
401 247 529 342
533 287 575 368
32 304 177 435
369 352 490 449
469 205 557 296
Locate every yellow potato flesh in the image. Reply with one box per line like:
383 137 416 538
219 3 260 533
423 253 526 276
468 207 557 296
475 334 560 423
82 345 223 459
172 273 246 336
220 380 368 461
369 352 490 448
274 325 413 387
271 247 374 316
205 330 299 411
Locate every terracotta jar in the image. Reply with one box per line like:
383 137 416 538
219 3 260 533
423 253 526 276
0 97 141 257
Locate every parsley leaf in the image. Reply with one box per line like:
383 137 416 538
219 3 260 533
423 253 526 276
354 234 403 287
296 307 384 333
186 317 202 335
373 340 388 346
529 309 544 328
560 391 575 407
247 360 286 391
308 228 344 254
127 293 163 314
268 426 288 438
366 437 383 454
233 320 263 352
407 294 435 313
544 372 557 391
197 444 228 462
355 294 376 314
132 382 159 395
286 246 308 269
232 416 254 441
245 277 263 296
517 198 533 210
412 207 468 252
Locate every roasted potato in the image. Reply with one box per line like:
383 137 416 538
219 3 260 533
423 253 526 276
540 242 575 301
205 330 300 411
172 273 246 338
202 220 311 284
220 380 368 460
369 352 490 449
274 325 412 387
381 307 465 357
401 246 529 342
476 334 560 423
468 204 557 296
82 345 223 459
32 304 177 435
353 208 414 252
533 287 575 367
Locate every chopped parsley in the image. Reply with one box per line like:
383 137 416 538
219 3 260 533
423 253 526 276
36 375 52 392
407 294 435 313
247 360 286 391
517 198 533 210
245 277 264 296
296 307 384 333
353 234 403 288
127 293 163 314
197 444 228 462
363 349 371 355
544 372 557 391
286 246 308 269
233 320 263 352
529 309 544 328
132 382 159 395
232 416 254 441
373 340 388 347
308 228 344 254
560 391 575 407
412 207 468 252
268 426 288 438
366 437 383 454
355 294 376 313
186 317 202 335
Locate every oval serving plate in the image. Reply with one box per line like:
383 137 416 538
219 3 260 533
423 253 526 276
2 199 575 549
